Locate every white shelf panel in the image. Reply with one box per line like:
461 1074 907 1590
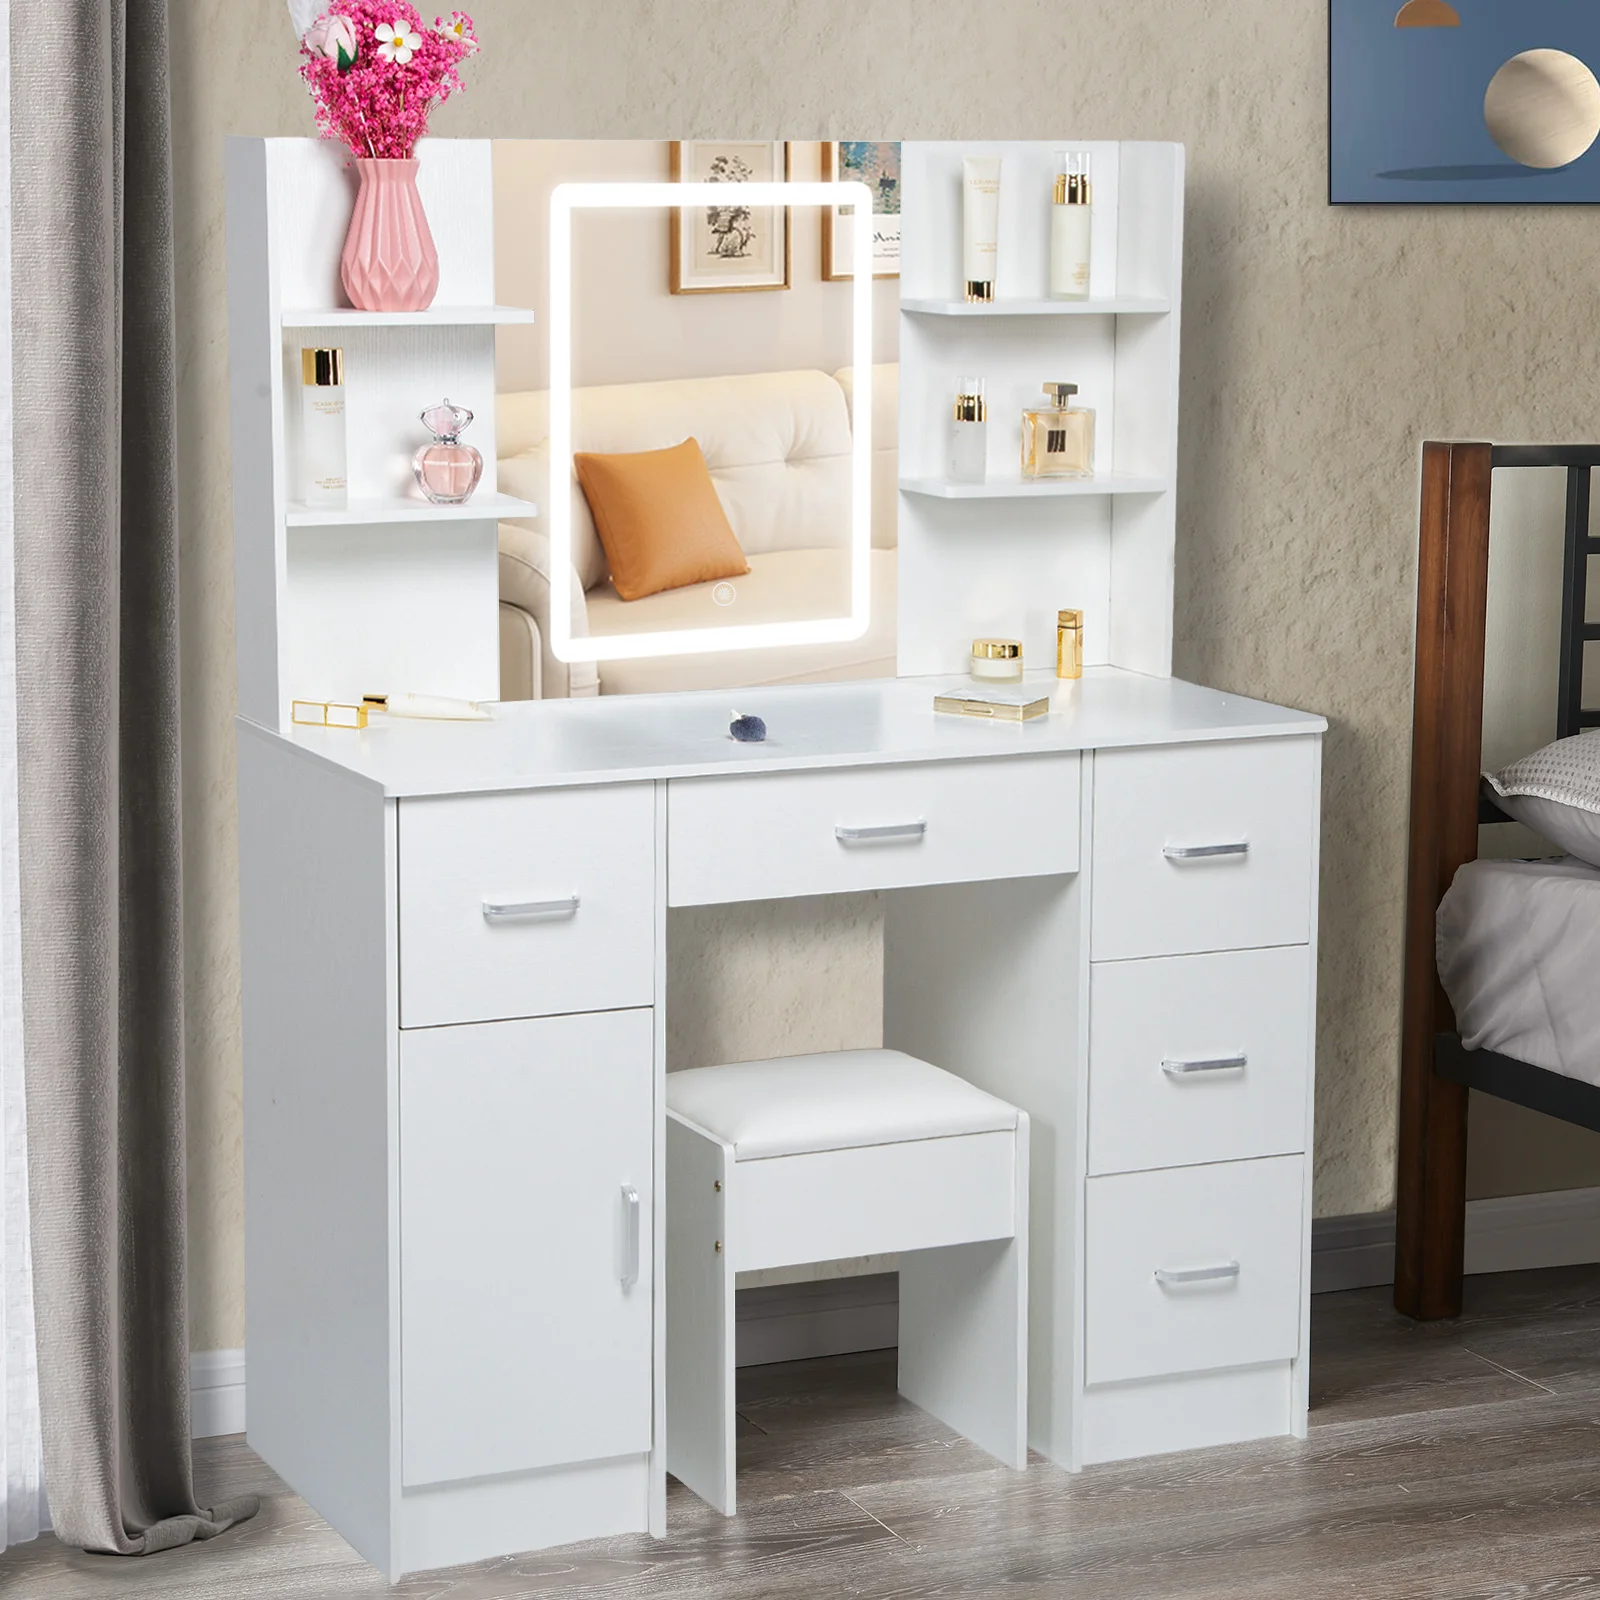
286 492 537 528
900 475 1168 500
901 297 1170 318
281 305 536 328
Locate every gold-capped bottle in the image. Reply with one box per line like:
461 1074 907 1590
1021 382 1094 479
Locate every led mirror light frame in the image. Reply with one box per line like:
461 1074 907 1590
548 181 875 664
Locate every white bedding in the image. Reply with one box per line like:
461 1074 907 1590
1437 855 1600 1086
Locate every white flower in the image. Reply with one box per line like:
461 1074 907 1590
375 19 423 62
437 10 478 50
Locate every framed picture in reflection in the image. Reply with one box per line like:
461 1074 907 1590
669 140 791 293
822 140 900 279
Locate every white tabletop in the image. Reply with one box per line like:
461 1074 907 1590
246 668 1327 799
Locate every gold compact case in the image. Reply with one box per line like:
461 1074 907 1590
934 690 1050 722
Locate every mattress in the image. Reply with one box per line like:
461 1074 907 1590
1437 855 1600 1086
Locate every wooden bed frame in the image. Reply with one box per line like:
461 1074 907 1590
1397 441 1600 1321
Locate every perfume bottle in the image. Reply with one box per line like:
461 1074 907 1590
1021 383 1095 479
950 378 988 483
1057 609 1083 679
1050 151 1092 301
300 347 347 509
412 399 484 505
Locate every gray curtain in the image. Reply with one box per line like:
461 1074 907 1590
10 0 256 1555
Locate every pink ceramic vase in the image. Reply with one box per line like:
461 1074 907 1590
339 158 440 313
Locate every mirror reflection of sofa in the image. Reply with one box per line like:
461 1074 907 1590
496 364 898 698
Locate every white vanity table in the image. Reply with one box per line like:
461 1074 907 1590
227 136 1325 1580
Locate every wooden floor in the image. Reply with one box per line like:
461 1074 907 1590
11 1266 1600 1597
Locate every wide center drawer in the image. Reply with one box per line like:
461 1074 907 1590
667 754 1080 907
1088 946 1312 1175
1085 1156 1305 1387
1091 736 1318 961
398 784 655 1028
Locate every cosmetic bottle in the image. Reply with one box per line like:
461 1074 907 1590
1049 151 1092 301
412 399 484 505
971 638 1023 682
1057 609 1083 679
1021 382 1095 479
962 156 1001 302
950 378 988 483
300 347 347 509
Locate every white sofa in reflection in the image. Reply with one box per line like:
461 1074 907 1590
496 364 898 699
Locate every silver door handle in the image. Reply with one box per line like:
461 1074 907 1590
1163 841 1249 860
1155 1261 1240 1286
621 1185 640 1291
835 820 927 844
1163 1054 1248 1077
481 895 580 923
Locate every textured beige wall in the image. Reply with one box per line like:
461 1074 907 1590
173 0 1600 1352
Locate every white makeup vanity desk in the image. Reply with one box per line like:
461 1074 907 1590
228 137 1325 1580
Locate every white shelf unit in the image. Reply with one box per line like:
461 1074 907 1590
227 137 517 730
281 305 538 328
285 492 538 528
897 141 1184 680
900 296 1170 317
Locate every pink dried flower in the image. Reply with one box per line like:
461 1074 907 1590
298 2 477 161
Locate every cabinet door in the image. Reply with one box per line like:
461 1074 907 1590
400 1010 654 1488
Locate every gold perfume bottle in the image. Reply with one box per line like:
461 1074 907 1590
1021 383 1094 479
1056 609 1083 679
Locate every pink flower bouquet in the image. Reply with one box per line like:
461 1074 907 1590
298 3 478 160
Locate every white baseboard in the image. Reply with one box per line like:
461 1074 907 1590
1311 1183 1600 1295
191 1348 246 1439
190 1187 1600 1439
735 1273 899 1368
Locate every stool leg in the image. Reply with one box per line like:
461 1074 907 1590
898 1116 1029 1469
666 1116 738 1515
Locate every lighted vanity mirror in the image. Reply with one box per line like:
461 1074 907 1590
491 141 903 700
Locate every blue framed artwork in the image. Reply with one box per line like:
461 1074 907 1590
1331 1 1600 202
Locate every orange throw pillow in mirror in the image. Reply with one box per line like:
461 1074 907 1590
573 437 750 602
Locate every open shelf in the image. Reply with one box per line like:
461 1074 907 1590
280 305 537 328
901 296 1170 318
285 492 537 528
900 475 1168 500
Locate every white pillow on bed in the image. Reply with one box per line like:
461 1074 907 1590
1485 731 1600 866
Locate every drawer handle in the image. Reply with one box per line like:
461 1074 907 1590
835 820 927 845
1155 1261 1240 1287
482 895 581 924
1162 1054 1248 1077
621 1185 641 1291
1163 841 1250 861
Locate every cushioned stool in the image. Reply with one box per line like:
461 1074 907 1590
665 1048 1029 1514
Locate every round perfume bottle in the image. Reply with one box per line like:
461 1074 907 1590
412 399 484 505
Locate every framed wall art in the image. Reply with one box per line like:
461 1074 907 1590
1332 0 1600 203
821 140 901 279
669 140 791 293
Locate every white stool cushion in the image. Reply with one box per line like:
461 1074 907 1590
665 1049 1020 1161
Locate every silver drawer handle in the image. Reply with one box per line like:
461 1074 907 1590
482 895 580 924
1155 1261 1241 1286
621 1185 641 1291
1162 1054 1248 1077
835 820 927 844
1163 841 1250 860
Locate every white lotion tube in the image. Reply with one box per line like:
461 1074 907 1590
1049 151 1092 300
962 156 1001 302
300 347 347 509
364 692 493 721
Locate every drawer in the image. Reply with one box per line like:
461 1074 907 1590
668 755 1079 907
1091 736 1317 961
1085 1156 1305 1387
1088 946 1312 1175
398 784 655 1028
